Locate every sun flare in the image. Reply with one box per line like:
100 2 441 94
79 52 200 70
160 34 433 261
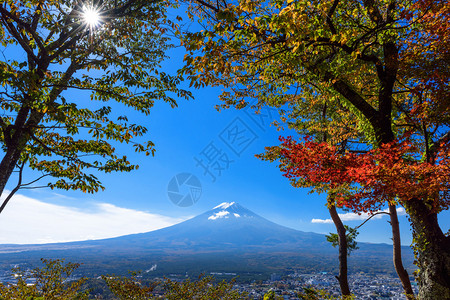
82 5 101 28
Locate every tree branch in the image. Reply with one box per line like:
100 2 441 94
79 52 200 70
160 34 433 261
192 0 220 13
429 131 450 163
362 0 385 25
355 211 390 229
0 10 39 64
326 0 340 35
0 159 25 214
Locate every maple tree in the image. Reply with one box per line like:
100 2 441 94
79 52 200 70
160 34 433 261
180 0 450 298
0 0 190 212
262 102 360 296
267 136 449 214
262 121 414 297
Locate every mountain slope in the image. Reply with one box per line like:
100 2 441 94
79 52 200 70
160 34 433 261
0 202 415 277
100 202 328 251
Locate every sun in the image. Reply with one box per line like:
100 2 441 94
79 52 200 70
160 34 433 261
82 5 101 28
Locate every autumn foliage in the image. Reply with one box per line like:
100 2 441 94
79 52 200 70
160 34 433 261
269 135 450 213
400 0 449 100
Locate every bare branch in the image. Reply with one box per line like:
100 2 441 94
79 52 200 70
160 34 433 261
355 211 390 229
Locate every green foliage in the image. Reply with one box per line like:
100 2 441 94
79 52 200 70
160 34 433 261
297 287 330 299
163 275 248 299
263 289 283 299
104 274 249 299
102 272 157 300
325 225 359 256
297 286 354 300
0 258 88 299
0 0 191 199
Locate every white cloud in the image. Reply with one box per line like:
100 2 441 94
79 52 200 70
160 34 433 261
311 207 406 224
0 193 186 244
311 218 333 224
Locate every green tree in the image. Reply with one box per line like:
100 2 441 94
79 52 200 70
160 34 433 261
326 225 359 256
0 0 190 212
180 0 449 298
0 258 88 299
102 272 157 300
263 290 283 300
297 286 343 300
104 274 249 299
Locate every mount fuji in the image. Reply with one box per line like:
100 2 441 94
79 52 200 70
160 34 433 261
0 202 414 276
0 202 328 253
96 201 329 251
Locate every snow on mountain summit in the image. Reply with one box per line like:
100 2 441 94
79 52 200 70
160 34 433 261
213 202 236 209
208 202 251 220
208 210 230 220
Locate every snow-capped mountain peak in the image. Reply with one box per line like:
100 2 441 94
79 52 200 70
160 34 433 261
213 202 236 210
207 202 254 221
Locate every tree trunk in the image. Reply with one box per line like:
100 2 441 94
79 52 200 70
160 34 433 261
0 106 32 199
388 204 415 299
0 109 44 210
0 145 25 199
404 198 450 299
328 204 351 296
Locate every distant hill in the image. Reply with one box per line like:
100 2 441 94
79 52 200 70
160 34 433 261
0 202 415 279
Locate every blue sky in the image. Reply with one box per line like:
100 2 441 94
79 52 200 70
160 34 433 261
1 10 449 246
